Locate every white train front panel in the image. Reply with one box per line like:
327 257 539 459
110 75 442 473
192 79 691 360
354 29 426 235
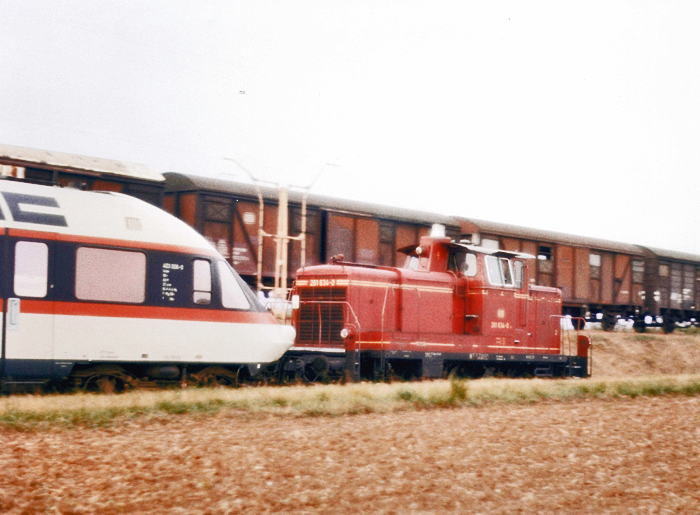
0 180 294 384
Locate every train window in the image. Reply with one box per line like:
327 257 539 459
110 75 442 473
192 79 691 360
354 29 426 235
590 253 601 280
481 238 500 250
463 253 477 277
450 252 478 276
514 260 524 288
217 261 251 310
632 260 645 284
500 258 514 286
14 241 48 298
193 259 212 305
538 246 552 261
486 256 514 286
75 248 146 303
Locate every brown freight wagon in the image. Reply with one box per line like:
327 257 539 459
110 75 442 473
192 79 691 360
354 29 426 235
162 173 459 291
457 218 646 329
0 144 164 205
638 247 700 332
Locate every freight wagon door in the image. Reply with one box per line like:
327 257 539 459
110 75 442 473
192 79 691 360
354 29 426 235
2 235 56 382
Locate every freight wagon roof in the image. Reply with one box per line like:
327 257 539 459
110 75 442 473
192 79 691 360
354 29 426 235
0 144 164 183
457 217 645 255
0 179 214 251
164 172 457 227
640 246 700 264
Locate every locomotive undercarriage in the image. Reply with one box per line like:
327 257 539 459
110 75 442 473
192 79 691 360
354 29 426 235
278 348 590 382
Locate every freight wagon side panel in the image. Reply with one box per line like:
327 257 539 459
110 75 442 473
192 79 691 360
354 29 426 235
201 195 234 264
229 200 258 277
395 224 421 266
501 237 521 252
555 244 574 301
601 253 614 304
355 218 380 265
261 204 279 279
289 207 321 272
327 214 356 261
574 247 590 301
683 264 695 311
614 254 632 305
178 193 198 228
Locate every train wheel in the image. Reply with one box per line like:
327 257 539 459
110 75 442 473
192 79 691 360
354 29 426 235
193 366 240 387
304 356 330 383
601 313 616 332
662 317 676 334
633 318 647 333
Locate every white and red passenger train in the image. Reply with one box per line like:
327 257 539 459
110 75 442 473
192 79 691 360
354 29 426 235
0 179 295 392
287 226 591 381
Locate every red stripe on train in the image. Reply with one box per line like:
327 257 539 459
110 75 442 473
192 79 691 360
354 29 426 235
18 299 279 324
7 228 219 257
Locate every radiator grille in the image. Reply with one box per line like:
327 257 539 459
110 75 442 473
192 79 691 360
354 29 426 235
297 287 347 346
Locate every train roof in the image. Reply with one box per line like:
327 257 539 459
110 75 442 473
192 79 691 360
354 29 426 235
457 217 645 256
164 172 457 227
0 179 214 251
639 246 700 264
0 144 164 183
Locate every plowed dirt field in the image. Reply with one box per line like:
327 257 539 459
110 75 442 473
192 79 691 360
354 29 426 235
3 331 700 514
2 395 700 515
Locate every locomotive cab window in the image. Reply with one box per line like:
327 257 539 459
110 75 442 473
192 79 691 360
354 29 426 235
193 259 212 305
450 251 477 277
514 260 525 288
217 261 251 310
486 256 514 287
406 255 429 271
14 241 49 298
75 247 146 303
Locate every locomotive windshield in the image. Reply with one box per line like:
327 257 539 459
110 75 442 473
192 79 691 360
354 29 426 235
217 261 252 310
485 256 515 286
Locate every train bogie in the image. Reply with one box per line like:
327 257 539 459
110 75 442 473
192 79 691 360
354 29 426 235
0 180 295 391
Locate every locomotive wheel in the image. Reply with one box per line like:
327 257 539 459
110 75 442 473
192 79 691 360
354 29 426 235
303 356 330 383
193 366 240 387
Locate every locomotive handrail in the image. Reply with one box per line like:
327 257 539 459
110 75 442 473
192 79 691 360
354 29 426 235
549 314 593 376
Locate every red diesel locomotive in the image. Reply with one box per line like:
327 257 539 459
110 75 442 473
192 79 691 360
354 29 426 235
287 226 591 381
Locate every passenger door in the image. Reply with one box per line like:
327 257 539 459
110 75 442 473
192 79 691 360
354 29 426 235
2 235 55 382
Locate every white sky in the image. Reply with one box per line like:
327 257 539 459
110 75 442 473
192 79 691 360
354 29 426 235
1 1 699 254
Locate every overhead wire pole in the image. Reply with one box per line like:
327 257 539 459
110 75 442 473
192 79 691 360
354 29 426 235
222 158 339 301
290 163 340 270
222 157 273 294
